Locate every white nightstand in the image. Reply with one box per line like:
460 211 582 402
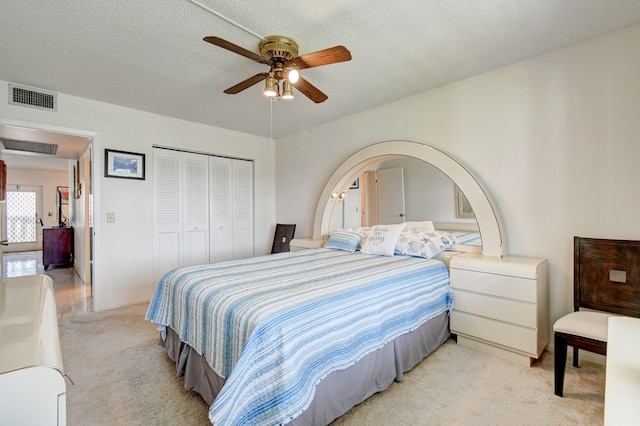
449 253 549 366
289 238 325 252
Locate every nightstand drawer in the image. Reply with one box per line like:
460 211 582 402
450 268 536 303
451 311 538 355
452 290 537 328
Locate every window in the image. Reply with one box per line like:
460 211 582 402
7 191 37 243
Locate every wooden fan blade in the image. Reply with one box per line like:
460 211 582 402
224 73 268 94
203 36 269 64
289 46 352 70
292 76 328 103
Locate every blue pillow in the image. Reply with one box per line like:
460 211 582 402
324 231 363 252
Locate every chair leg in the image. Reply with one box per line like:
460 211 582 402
554 333 568 397
572 346 579 368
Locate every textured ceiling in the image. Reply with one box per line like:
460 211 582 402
2 0 640 143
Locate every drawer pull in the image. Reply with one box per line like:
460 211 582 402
609 270 626 283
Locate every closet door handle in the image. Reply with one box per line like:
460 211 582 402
1 240 8 246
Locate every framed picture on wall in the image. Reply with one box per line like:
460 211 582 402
104 149 145 180
57 186 70 204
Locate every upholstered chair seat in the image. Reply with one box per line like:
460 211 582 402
553 310 621 397
553 311 617 342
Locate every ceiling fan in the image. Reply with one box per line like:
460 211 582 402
203 35 352 103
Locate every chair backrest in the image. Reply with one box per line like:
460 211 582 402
271 224 296 253
574 236 640 317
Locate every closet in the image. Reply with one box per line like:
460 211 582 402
153 148 253 281
209 156 254 263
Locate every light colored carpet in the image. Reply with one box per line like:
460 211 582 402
59 303 210 425
59 303 604 425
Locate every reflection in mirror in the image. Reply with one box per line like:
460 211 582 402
455 186 474 219
335 156 482 247
56 187 69 227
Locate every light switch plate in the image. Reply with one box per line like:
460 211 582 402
107 212 115 223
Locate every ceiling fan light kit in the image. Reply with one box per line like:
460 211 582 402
264 75 278 97
204 35 352 103
281 80 294 100
287 69 299 84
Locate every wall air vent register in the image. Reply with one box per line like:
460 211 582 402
0 138 58 156
8 83 58 112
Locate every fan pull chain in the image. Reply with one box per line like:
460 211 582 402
270 98 273 141
187 0 263 40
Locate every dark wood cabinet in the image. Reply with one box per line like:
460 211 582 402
43 227 73 270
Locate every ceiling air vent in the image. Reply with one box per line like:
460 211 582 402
0 138 58 155
8 83 58 112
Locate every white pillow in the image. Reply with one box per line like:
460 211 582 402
403 220 435 232
360 223 406 256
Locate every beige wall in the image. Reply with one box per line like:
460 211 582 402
275 23 640 340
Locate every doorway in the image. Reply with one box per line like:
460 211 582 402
0 118 95 305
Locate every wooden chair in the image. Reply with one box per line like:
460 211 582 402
271 224 296 253
553 237 640 397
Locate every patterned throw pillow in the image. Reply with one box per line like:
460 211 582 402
394 229 457 259
324 231 364 252
360 223 406 256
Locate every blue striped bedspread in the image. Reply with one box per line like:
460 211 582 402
146 248 452 425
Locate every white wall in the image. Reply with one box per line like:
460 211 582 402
0 84 275 311
276 24 640 337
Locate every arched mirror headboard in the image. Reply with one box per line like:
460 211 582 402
313 140 506 257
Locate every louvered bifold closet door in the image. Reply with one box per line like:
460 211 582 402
153 149 182 282
232 159 253 260
209 156 234 263
182 152 209 266
209 157 254 262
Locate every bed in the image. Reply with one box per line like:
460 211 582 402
146 244 453 425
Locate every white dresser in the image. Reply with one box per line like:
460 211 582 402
0 275 67 425
449 253 549 366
